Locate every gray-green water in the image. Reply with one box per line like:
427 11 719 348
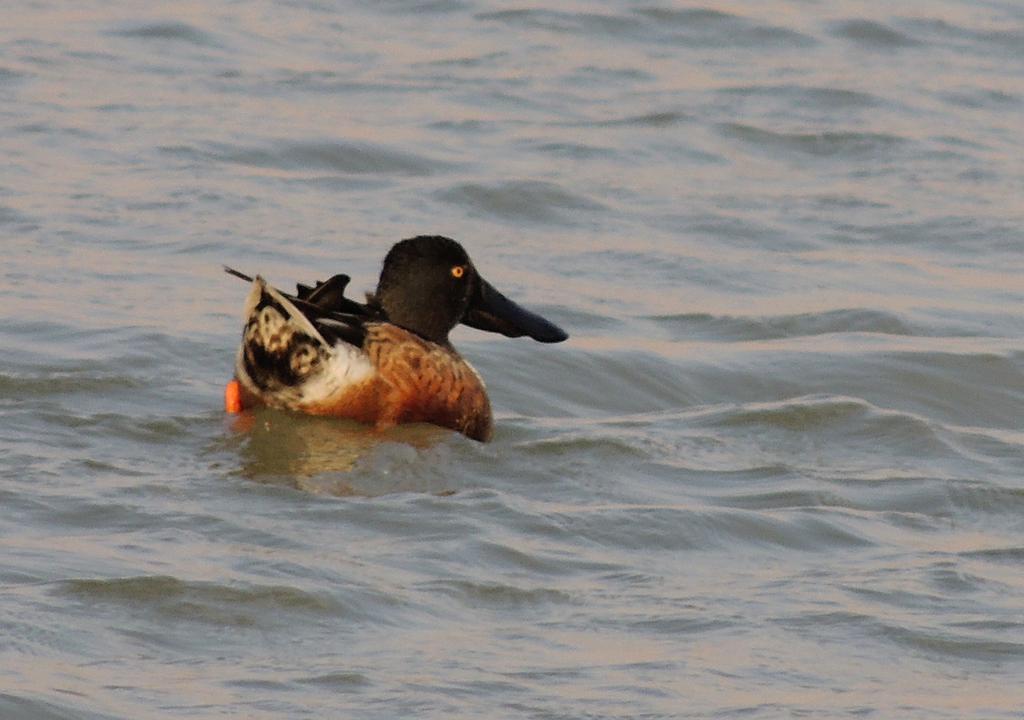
3 1 1024 717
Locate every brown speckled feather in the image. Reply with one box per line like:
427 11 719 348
365 324 492 441
300 324 492 441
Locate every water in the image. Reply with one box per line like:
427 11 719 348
2 1 1024 717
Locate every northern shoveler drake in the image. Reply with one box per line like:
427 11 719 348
224 235 567 442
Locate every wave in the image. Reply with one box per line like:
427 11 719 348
0 694 122 720
58 575 345 625
829 19 920 48
901 16 1024 57
418 579 572 609
718 84 884 110
164 139 450 176
646 308 916 341
720 122 905 159
109 21 222 48
437 180 605 225
477 7 817 48
635 7 817 48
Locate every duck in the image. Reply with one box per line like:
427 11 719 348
223 235 567 442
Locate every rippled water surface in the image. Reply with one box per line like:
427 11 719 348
3 1 1024 717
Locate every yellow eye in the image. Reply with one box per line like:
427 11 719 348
451 265 465 279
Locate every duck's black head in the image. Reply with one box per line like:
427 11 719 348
373 235 568 345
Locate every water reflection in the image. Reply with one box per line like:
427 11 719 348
228 408 457 495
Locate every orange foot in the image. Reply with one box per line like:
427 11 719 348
224 379 244 413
